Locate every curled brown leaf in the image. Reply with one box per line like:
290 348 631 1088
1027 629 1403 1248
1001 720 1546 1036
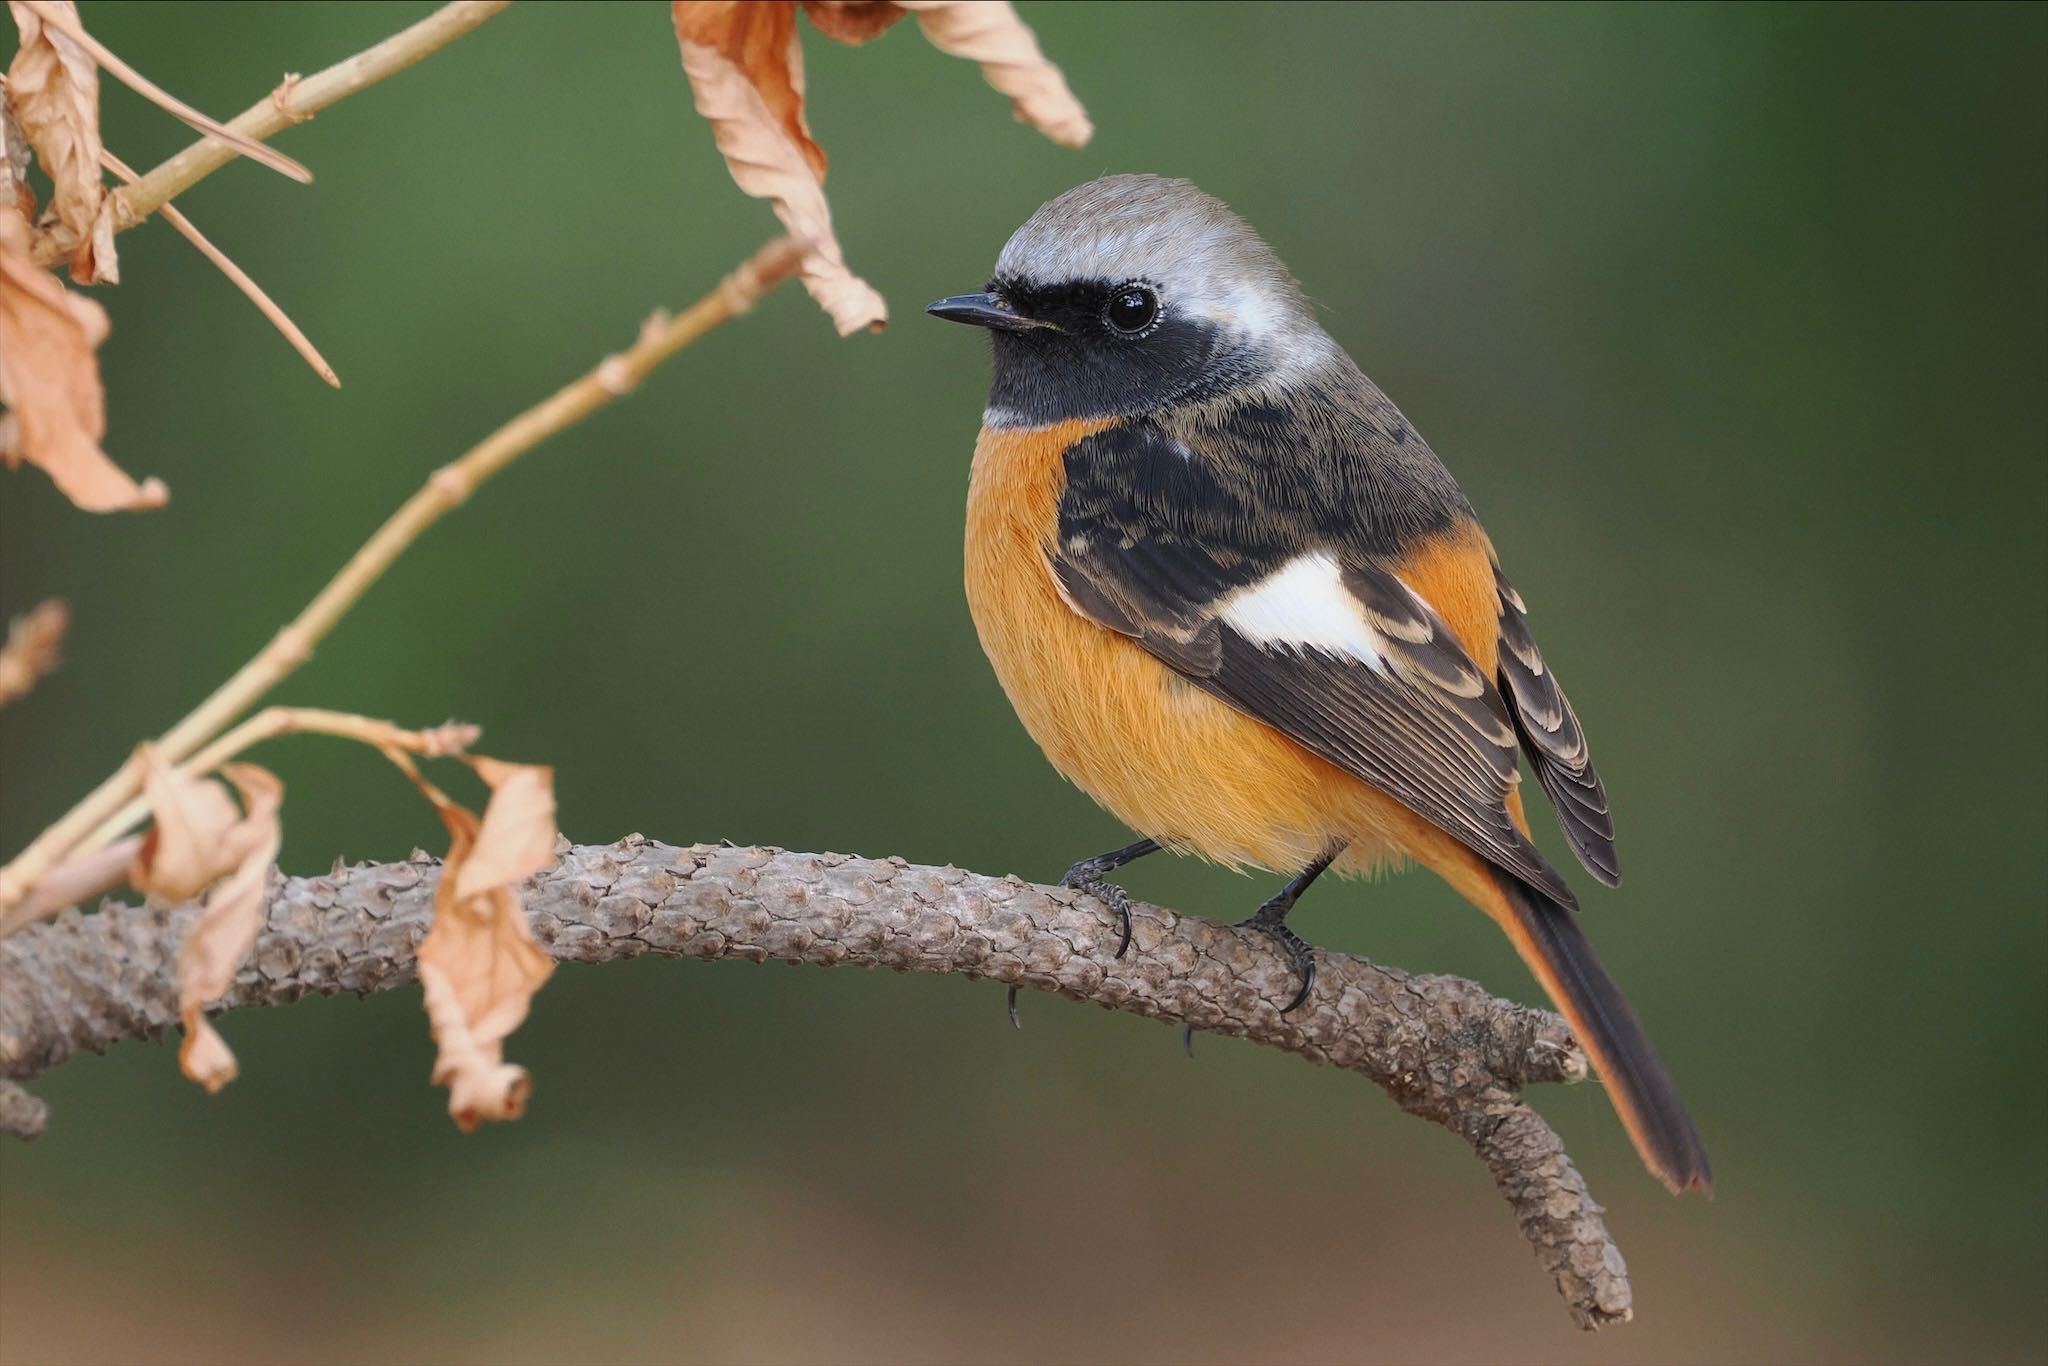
799 1 905 46
672 0 1089 336
675 0 884 335
131 745 242 902
127 758 283 1094
405 759 557 1131
895 1 1092 148
456 757 557 901
4 0 114 283
0 205 165 510
1 89 35 219
0 596 66 707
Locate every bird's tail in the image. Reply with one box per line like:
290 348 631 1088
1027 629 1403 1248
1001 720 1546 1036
1494 872 1713 1195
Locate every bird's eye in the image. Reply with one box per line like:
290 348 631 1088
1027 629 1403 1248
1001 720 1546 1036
1104 284 1160 336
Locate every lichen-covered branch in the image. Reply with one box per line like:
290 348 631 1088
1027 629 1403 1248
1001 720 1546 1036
0 837 1633 1329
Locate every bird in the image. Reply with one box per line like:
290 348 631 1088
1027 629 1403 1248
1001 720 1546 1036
926 174 1711 1195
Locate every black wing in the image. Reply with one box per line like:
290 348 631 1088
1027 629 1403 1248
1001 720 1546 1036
1053 420 1577 908
1493 567 1620 886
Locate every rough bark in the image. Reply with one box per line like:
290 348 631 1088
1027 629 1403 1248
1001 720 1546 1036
0 836 1633 1328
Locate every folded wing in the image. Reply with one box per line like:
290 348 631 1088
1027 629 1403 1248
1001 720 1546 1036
1493 566 1620 886
1052 421 1577 907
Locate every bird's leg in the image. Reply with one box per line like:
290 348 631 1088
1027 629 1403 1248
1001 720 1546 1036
1004 837 1163 1029
1236 844 1344 1015
1061 836 1162 959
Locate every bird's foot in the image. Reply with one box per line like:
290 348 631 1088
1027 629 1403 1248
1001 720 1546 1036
1235 908 1317 1014
1062 864 1138 959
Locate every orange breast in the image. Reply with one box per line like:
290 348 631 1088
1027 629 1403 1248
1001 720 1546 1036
964 419 1457 876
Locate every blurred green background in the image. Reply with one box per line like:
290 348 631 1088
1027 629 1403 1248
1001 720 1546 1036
3 3 2044 1363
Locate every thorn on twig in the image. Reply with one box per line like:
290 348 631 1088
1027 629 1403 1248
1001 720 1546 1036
269 73 313 124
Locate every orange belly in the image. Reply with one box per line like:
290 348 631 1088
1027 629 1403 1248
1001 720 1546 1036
962 418 1515 886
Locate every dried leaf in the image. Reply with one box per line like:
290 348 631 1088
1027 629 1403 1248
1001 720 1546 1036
674 0 886 335
1 89 35 219
799 1 905 45
455 757 557 901
167 763 283 1093
4 0 115 283
0 206 165 510
672 0 1088 336
131 745 245 901
677 2 823 176
178 1017 239 1095
896 1 1093 148
0 596 65 707
417 787 555 1131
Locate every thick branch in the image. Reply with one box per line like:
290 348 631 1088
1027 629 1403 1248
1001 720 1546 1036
0 837 1633 1329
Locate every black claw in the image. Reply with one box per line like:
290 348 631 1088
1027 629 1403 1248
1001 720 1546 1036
1235 845 1340 1016
1059 838 1159 960
1282 953 1315 1015
1182 1023 1195 1058
1063 873 1136 959
1238 913 1318 1015
1006 984 1022 1030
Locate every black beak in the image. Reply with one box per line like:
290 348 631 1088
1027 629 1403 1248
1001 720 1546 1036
925 292 1043 332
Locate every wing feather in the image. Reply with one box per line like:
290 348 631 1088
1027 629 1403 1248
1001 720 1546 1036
1493 565 1620 885
1053 422 1578 907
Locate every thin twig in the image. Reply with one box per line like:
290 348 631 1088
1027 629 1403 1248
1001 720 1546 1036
1 835 139 930
0 707 477 939
0 237 805 923
59 707 479 884
20 1 311 183
99 150 338 386
27 0 509 271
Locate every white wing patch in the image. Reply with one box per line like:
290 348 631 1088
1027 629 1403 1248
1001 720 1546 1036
1219 552 1390 669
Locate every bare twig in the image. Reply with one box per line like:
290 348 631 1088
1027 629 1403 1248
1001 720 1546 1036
0 838 1635 1330
0 707 478 938
19 0 311 184
29 0 510 269
1 835 138 930
71 705 479 865
99 149 338 386
0 237 804 922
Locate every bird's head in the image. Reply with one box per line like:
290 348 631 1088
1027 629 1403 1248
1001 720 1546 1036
928 174 1335 426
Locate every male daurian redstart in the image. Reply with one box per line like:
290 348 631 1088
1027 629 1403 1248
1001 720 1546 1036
928 174 1710 1195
